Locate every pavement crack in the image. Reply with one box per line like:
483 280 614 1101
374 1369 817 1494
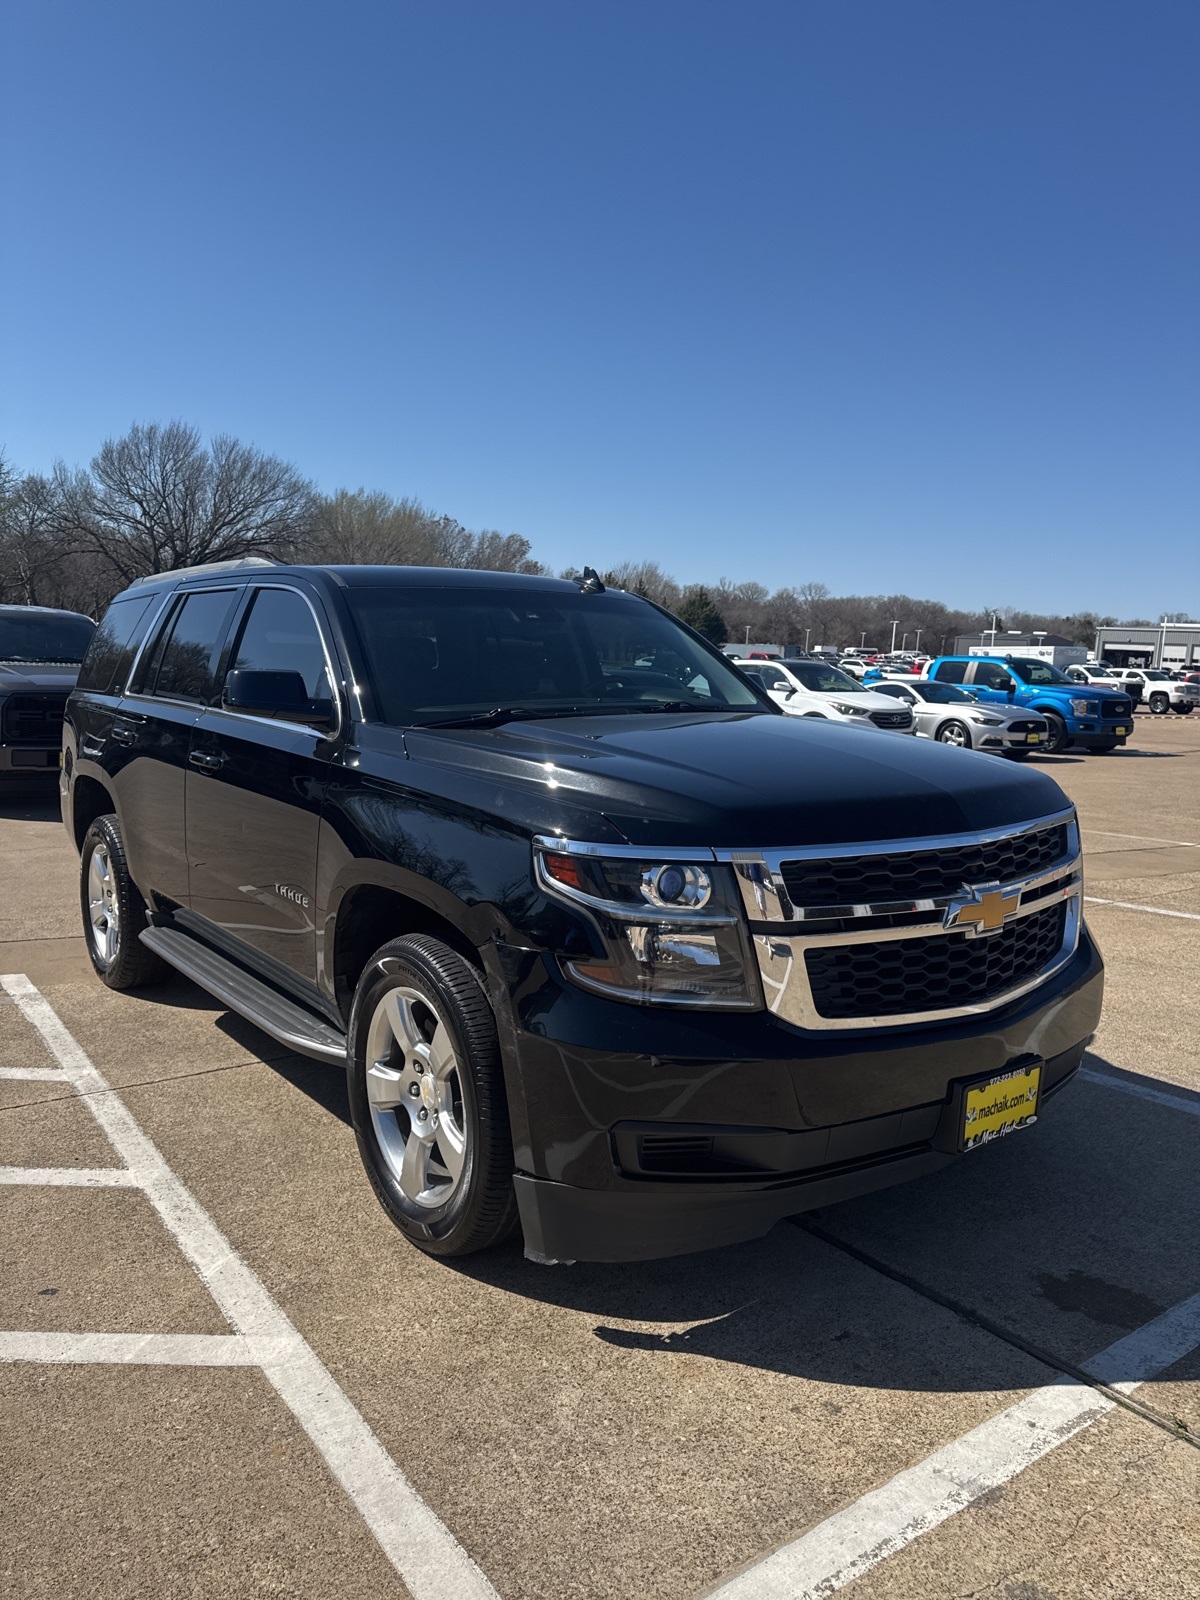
792 1217 1199 1453
0 1055 269 1111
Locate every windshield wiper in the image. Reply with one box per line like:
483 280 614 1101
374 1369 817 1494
419 700 758 729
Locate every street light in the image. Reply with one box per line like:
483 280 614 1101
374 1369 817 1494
913 629 922 652
890 620 900 652
860 632 867 647
804 628 811 651
901 633 909 651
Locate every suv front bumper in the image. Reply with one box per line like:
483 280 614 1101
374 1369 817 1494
490 927 1103 1263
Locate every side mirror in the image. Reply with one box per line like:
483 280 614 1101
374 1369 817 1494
222 669 334 727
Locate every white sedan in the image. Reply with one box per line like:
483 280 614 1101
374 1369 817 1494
871 679 1049 757
734 659 916 734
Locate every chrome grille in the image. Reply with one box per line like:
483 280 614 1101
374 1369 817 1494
720 810 1083 1029
779 822 1069 910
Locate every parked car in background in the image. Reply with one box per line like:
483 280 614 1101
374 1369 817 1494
0 605 96 777
872 679 1049 757
734 658 916 733
1110 668 1198 715
1067 662 1129 698
923 656 1135 755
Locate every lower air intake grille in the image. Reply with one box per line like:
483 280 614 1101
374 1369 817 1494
804 902 1067 1020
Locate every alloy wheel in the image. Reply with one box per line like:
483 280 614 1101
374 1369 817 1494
87 842 120 965
364 987 468 1208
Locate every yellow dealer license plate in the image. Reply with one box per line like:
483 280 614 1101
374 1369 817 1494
1113 726 1129 735
962 1064 1041 1152
1025 732 1041 743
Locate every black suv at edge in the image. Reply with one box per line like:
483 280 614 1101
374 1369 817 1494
1 605 96 776
62 561 1103 1263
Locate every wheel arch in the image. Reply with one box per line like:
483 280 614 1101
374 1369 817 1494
70 773 119 853
328 879 487 1023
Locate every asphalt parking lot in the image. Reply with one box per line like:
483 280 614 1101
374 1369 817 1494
2 714 1198 1600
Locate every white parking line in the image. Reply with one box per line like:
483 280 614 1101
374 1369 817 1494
0 1331 291 1366
1080 1067 1200 1117
0 1066 69 1081
0 974 499 1600
1085 896 1200 921
0 1165 138 1186
707 1292 1200 1600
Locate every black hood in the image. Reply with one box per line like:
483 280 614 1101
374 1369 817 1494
0 663 80 693
405 711 1070 849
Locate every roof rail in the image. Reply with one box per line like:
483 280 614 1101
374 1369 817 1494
130 556 277 587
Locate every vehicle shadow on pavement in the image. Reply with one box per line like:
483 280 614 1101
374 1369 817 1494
0 779 62 822
446 1055 1200 1393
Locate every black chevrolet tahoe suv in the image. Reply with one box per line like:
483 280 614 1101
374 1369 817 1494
62 561 1103 1263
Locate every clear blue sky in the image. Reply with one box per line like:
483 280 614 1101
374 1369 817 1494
3 1 1197 617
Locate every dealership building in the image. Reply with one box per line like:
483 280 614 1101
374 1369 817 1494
1093 622 1200 669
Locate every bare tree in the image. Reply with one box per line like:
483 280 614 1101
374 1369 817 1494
56 421 316 586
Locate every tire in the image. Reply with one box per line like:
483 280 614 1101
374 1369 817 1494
347 935 518 1258
1149 693 1170 715
1040 712 1071 755
79 814 171 990
936 719 971 748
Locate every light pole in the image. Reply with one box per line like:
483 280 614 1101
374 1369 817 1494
913 629 922 653
745 624 751 646
890 619 900 653
804 628 811 652
860 631 867 647
901 633 909 652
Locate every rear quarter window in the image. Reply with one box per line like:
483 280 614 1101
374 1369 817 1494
76 596 155 694
932 660 967 683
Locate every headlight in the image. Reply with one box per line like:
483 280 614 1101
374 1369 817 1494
831 701 869 716
972 715 1004 726
535 843 761 1009
1069 698 1098 716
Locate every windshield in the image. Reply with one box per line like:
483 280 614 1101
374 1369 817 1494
0 610 95 664
915 682 977 705
346 587 765 726
1143 670 1169 681
1009 659 1072 686
785 661 865 693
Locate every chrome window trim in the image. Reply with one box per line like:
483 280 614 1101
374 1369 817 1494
217 582 345 743
123 581 345 741
122 588 179 696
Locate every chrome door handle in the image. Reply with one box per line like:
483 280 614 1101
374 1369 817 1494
111 727 136 746
189 750 224 771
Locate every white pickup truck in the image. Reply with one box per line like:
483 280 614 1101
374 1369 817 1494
1110 669 1199 715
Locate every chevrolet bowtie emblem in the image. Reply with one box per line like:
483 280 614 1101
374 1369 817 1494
943 883 1021 936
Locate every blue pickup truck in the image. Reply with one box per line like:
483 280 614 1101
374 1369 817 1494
921 655 1135 755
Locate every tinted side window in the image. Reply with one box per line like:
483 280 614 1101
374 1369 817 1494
152 590 237 703
932 660 966 683
229 588 330 699
76 597 154 693
972 662 1013 690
